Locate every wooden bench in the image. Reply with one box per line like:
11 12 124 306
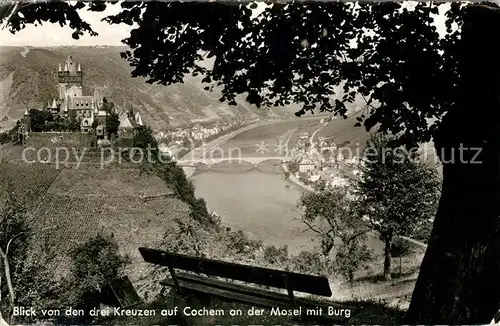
138 247 360 323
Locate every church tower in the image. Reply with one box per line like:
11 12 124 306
58 56 83 100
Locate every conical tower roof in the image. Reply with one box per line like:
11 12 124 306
52 99 57 108
135 112 144 126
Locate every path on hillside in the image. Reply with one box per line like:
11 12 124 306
281 128 298 155
400 236 428 248
20 46 29 58
309 121 328 147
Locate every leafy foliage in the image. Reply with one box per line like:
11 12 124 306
298 185 368 256
28 109 80 132
106 111 120 137
355 135 441 239
335 235 372 283
262 245 288 267
297 185 372 281
390 237 413 277
0 183 59 324
56 233 130 324
289 250 330 276
354 134 440 279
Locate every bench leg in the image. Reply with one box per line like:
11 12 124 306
283 274 302 322
168 265 182 294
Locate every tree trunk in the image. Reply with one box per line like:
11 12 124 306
406 5 500 324
399 256 402 278
383 237 392 281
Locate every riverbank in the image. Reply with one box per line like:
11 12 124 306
282 163 314 192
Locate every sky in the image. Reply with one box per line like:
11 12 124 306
0 2 132 46
0 2 449 47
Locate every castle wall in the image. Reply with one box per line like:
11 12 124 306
25 132 95 149
24 132 96 162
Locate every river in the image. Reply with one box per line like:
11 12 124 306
191 169 319 255
189 117 384 256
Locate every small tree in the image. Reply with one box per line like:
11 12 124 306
0 184 29 322
106 111 120 137
298 186 368 254
335 235 372 284
262 245 288 267
57 233 129 324
297 185 370 282
390 237 413 278
28 109 53 132
290 250 330 276
288 161 299 174
0 183 58 325
354 135 441 280
133 125 159 160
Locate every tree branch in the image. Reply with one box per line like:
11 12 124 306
300 218 323 235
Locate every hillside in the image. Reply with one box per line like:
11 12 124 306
0 157 194 297
0 46 295 132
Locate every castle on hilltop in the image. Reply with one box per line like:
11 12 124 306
56 55 106 121
19 56 113 138
17 55 145 147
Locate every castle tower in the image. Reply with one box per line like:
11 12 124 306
58 55 83 100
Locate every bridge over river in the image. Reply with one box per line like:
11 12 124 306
177 156 293 167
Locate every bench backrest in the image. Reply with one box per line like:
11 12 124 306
138 247 332 297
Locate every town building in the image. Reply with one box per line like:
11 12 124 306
298 157 316 173
118 111 144 138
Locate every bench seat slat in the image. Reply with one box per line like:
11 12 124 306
161 277 349 323
138 247 332 296
167 271 359 312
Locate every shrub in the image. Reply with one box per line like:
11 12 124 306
335 236 373 283
290 250 331 276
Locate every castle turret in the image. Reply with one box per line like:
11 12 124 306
58 63 62 72
51 99 57 108
24 109 29 116
58 56 83 100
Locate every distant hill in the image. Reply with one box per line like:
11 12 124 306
0 46 299 132
0 46 370 132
